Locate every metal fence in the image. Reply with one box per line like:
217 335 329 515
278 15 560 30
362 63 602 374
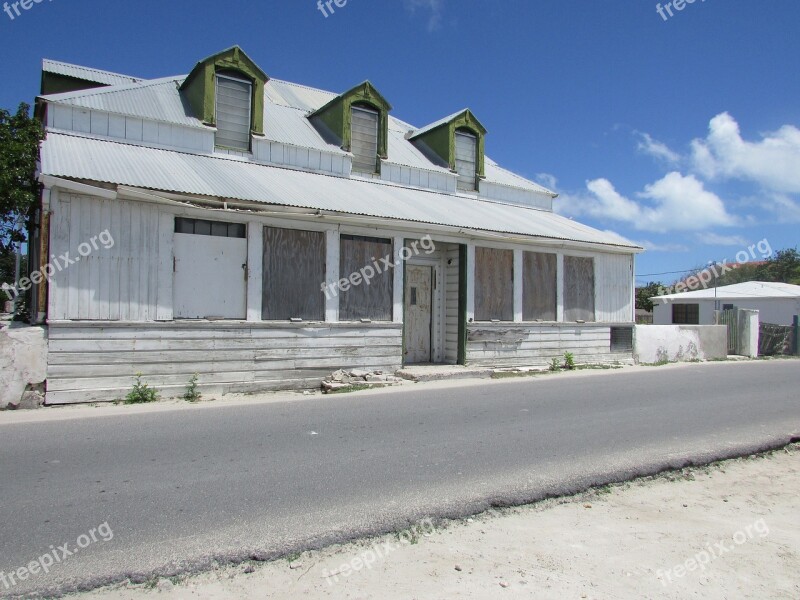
760 315 800 356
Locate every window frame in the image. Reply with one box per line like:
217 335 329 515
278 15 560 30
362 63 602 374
455 129 479 192
672 303 700 325
339 234 394 322
350 104 381 174
214 72 253 151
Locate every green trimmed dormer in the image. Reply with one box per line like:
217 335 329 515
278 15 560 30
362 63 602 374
180 47 268 150
308 81 392 174
410 109 487 191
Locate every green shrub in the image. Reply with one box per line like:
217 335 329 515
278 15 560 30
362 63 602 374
564 352 576 370
549 357 561 372
183 373 201 402
125 373 159 404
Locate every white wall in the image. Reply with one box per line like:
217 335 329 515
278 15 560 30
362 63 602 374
0 324 47 409
634 325 727 364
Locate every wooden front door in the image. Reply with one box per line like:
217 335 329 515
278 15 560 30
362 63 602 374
405 265 433 364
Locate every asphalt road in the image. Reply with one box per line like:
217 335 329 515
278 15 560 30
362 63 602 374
1 360 798 597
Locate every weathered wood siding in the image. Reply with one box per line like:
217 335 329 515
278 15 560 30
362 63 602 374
466 323 633 368
595 253 634 323
475 247 513 321
339 235 394 321
48 193 173 322
444 245 461 364
523 252 557 321
47 322 403 404
262 227 325 321
564 256 596 322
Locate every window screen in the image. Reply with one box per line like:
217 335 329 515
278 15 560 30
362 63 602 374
262 227 325 321
475 247 513 321
672 303 700 325
564 256 596 322
339 235 393 321
351 106 379 174
455 130 478 192
215 74 252 150
523 252 557 321
610 327 634 353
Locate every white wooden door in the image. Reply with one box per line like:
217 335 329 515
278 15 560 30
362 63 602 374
405 265 433 364
173 233 247 319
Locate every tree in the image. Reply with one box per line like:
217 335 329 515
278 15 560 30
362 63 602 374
0 103 43 252
636 281 664 312
755 248 800 284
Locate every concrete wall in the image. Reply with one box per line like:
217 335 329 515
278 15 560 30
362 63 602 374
633 325 727 364
0 323 48 409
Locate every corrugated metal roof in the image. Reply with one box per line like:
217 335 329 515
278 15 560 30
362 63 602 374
42 71 556 196
41 133 638 250
409 109 469 138
42 59 143 86
42 76 204 128
654 281 800 300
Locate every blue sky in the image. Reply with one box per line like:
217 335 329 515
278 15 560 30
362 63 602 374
1 0 798 285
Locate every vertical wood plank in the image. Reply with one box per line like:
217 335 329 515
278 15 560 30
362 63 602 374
556 253 565 323
513 249 523 323
466 243 475 322
108 199 121 321
393 236 404 324
246 222 263 322
156 212 174 321
325 229 339 323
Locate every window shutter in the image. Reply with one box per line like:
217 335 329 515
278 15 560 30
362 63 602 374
455 131 477 191
351 106 379 174
216 75 252 150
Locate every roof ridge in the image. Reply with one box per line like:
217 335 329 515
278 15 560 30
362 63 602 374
42 75 186 102
42 59 143 82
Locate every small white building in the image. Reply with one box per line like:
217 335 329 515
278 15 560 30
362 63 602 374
652 282 800 326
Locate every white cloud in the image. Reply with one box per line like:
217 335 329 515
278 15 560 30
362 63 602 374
636 132 680 165
634 240 690 253
403 0 444 31
535 172 558 190
695 233 748 246
769 193 800 223
691 112 800 193
559 173 736 233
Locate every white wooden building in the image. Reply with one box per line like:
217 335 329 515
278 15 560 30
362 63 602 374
30 47 642 403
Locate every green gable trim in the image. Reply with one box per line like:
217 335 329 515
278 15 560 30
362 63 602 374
180 46 268 136
308 81 392 159
410 109 487 179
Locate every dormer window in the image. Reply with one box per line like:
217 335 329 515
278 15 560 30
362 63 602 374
455 130 478 192
215 73 252 150
351 105 379 174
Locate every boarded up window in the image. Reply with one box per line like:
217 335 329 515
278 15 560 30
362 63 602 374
455 130 477 192
351 106 379 174
262 227 325 321
523 252 557 321
564 256 596 322
215 74 252 150
340 235 393 321
475 247 513 321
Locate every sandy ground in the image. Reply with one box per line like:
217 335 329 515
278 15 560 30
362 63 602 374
71 444 800 600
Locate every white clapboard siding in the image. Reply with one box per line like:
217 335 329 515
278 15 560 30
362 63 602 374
479 182 553 211
48 193 173 322
47 103 213 153
595 253 634 323
444 246 461 364
46 323 404 404
465 324 634 368
380 163 458 194
251 138 350 177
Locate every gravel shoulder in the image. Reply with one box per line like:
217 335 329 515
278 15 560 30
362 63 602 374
73 444 800 600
